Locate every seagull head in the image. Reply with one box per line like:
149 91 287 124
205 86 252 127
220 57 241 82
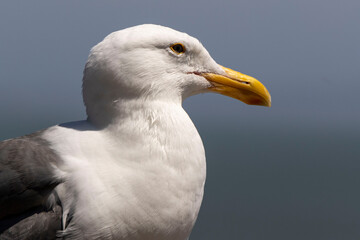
83 24 271 125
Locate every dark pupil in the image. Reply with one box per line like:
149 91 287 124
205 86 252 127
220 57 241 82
174 44 183 53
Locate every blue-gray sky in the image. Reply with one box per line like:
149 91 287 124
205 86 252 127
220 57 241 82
1 1 360 239
1 0 359 137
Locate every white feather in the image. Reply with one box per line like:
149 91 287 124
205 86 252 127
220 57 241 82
42 24 225 239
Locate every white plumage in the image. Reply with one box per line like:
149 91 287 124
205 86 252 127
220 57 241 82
0 24 270 239
47 24 218 239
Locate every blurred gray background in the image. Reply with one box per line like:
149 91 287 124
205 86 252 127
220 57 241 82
0 1 359 239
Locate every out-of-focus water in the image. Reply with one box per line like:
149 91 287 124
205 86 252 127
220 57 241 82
191 125 360 240
1 124 359 240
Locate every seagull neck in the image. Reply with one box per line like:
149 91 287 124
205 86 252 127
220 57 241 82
95 98 204 168
88 98 186 130
94 98 205 174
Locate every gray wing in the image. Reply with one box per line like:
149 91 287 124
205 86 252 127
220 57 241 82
0 131 64 239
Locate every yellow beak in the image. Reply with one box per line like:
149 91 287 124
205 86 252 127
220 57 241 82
201 65 271 107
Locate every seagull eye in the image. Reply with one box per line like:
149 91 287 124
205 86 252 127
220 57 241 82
170 43 186 54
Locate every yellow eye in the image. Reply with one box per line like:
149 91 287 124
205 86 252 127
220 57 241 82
170 43 186 54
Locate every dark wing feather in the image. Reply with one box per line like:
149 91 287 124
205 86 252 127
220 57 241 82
0 131 64 238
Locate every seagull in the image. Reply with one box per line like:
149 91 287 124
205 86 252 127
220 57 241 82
0 24 271 240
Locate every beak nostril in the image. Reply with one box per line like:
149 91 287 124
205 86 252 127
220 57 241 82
188 71 250 87
233 79 250 85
